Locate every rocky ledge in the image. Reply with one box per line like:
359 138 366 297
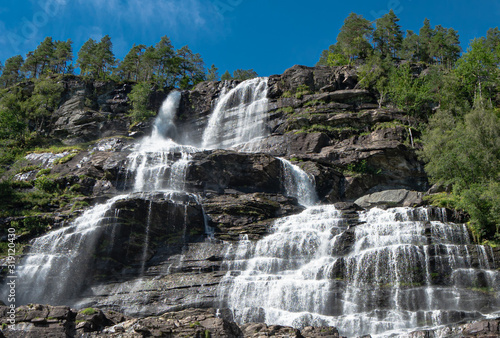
0 305 342 338
1 304 499 338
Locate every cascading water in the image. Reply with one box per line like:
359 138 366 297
202 77 269 149
279 158 318 207
217 206 500 337
6 79 279 308
14 195 126 305
8 90 201 307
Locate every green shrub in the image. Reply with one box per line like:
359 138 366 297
17 165 41 174
128 82 156 124
34 176 59 193
295 84 311 99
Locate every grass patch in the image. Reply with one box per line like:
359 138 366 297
30 144 87 154
36 168 52 177
53 152 78 165
17 165 41 174
276 106 294 114
303 99 325 107
80 308 97 316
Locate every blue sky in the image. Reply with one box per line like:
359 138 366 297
0 0 499 77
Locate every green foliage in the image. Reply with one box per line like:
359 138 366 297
22 37 73 78
0 55 24 88
343 160 382 176
358 55 394 107
34 175 60 194
276 106 294 114
232 69 258 81
420 108 500 240
81 308 97 315
326 53 350 67
373 9 403 59
455 38 499 106
36 168 52 177
387 63 432 117
77 35 116 79
221 70 232 81
128 82 156 124
295 84 311 99
336 13 373 61
53 152 77 165
23 78 64 132
303 100 325 107
17 165 41 174
206 64 219 81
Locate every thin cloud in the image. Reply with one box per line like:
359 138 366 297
75 0 219 34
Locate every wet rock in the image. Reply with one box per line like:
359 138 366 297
409 317 500 337
186 150 283 195
298 161 343 202
203 193 304 240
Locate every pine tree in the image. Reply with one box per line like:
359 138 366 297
485 27 500 64
401 30 420 62
94 35 116 79
316 45 337 66
206 64 219 81
418 18 433 63
221 70 232 81
77 36 115 79
117 44 146 81
22 37 56 78
155 36 177 87
0 55 24 88
373 9 403 58
443 28 461 68
140 46 158 82
52 39 73 74
337 13 373 61
176 46 205 89
233 69 258 81
77 38 97 77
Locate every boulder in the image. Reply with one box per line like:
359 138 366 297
354 189 424 209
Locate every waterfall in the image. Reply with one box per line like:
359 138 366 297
279 158 318 207
14 195 126 305
218 206 500 337
8 90 200 307
201 77 269 149
152 91 181 140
